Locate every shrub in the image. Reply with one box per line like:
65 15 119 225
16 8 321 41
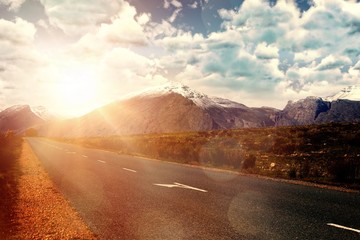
299 160 310 178
242 154 256 169
288 167 297 178
0 131 22 171
329 158 359 181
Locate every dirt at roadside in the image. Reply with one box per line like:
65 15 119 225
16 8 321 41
7 142 97 239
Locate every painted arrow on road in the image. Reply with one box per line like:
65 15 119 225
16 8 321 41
153 182 207 193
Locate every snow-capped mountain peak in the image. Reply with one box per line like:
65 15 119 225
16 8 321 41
0 104 55 121
325 85 360 101
30 106 56 121
126 81 208 100
123 81 247 109
1 105 31 116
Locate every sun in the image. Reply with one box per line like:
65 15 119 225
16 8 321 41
54 65 100 116
59 67 97 103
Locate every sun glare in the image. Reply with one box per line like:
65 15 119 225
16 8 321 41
60 68 96 102
54 65 100 116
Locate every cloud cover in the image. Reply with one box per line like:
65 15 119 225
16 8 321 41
0 0 359 115
39 0 128 36
153 0 360 106
0 18 46 106
0 0 25 11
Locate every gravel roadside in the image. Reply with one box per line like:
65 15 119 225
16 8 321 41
10 141 97 239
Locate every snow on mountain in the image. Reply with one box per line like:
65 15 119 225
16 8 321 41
0 105 30 115
325 85 360 101
124 81 247 109
30 106 56 121
0 105 45 133
0 105 56 121
39 82 279 137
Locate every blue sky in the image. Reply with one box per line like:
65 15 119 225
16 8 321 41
0 0 359 116
128 0 315 34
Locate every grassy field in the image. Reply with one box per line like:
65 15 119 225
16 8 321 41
53 122 360 189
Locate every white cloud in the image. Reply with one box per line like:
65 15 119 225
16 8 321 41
163 0 183 23
188 1 198 9
0 0 25 11
36 19 49 29
283 65 343 92
0 18 48 109
3 0 360 113
102 48 154 76
136 13 151 26
146 20 179 41
168 8 182 23
254 42 278 59
50 5 162 111
294 50 320 65
0 4 156 115
159 31 204 52
151 0 360 108
164 0 182 9
163 0 170 9
170 0 182 8
98 9 147 46
98 47 166 101
0 18 36 44
68 3 148 58
293 0 360 55
353 60 360 70
315 55 352 71
39 0 128 36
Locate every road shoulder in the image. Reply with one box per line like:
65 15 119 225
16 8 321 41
12 141 96 239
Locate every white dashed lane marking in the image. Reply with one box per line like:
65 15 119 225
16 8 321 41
97 160 106 164
123 168 137 173
154 182 208 193
82 155 88 158
327 223 360 234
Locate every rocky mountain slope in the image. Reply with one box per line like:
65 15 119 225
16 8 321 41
0 105 45 133
39 83 278 137
275 85 360 126
30 106 57 121
2 84 360 136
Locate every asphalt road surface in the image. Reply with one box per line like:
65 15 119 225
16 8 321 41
27 138 360 240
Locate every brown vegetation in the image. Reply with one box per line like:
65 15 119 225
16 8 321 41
0 133 95 239
0 131 22 238
55 122 360 189
12 142 96 239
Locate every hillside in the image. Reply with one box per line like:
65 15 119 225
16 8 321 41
56 122 360 189
0 105 45 133
275 97 360 126
1 84 359 136
39 82 278 137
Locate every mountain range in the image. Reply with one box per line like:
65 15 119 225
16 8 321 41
0 105 44 133
1 83 360 137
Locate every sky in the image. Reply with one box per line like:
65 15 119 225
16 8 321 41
0 0 359 117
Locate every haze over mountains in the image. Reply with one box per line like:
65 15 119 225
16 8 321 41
1 83 360 136
0 105 45 133
37 83 279 137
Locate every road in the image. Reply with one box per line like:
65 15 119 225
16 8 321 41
27 138 360 240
